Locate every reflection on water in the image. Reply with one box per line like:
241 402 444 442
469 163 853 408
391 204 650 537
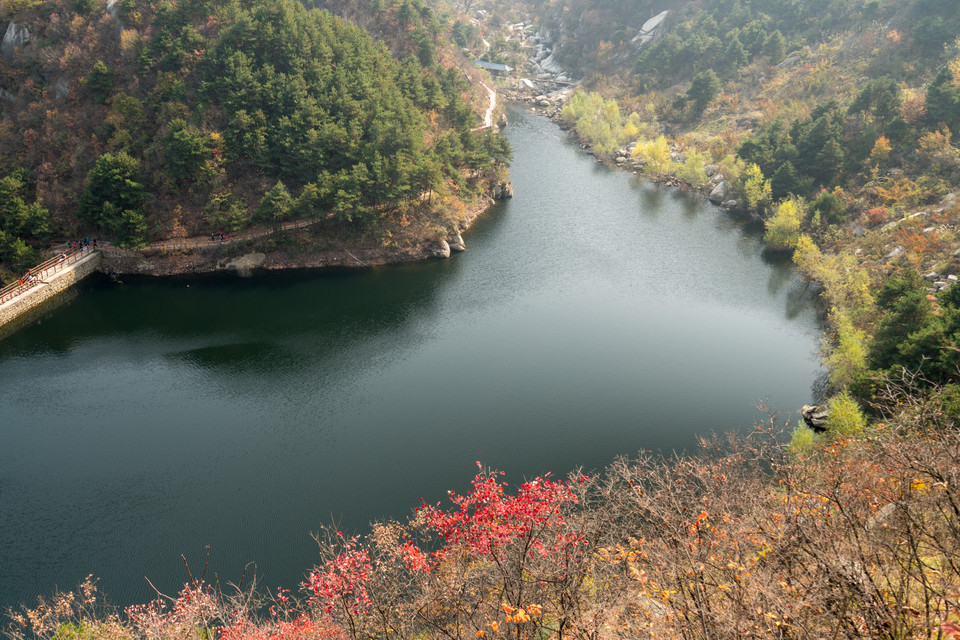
0 106 822 611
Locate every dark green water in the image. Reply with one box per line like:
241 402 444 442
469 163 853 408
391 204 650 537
0 106 821 611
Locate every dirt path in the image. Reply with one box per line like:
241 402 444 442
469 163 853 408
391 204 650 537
100 218 320 255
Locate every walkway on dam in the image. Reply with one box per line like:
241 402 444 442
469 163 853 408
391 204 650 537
0 247 96 306
0 248 102 331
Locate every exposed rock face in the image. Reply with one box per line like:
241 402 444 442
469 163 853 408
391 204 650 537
492 181 514 200
708 180 729 203
2 22 31 58
631 10 669 47
801 404 830 433
53 77 70 99
106 0 124 28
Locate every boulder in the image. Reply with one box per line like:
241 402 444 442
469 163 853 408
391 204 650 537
428 240 451 259
447 233 466 252
800 405 830 433
492 181 514 199
923 271 939 281
776 55 801 68
884 245 905 260
707 180 729 203
867 501 908 532
704 164 718 177
721 199 739 210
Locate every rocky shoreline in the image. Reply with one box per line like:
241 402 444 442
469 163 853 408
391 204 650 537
511 95 755 222
98 185 513 278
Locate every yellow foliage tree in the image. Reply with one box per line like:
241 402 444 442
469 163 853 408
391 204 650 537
824 312 868 389
869 135 892 166
794 234 875 324
739 163 772 213
632 135 675 178
763 198 802 250
677 149 709 187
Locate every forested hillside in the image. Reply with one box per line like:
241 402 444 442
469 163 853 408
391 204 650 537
0 0 509 280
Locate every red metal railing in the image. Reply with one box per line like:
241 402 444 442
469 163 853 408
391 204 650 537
0 247 94 306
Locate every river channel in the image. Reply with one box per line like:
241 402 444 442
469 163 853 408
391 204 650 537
0 105 822 611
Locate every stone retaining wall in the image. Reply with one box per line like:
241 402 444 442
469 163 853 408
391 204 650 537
0 251 102 334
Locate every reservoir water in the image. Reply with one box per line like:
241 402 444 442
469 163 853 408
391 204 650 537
0 106 822 611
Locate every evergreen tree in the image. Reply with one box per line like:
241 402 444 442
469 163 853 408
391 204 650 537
78 152 148 246
724 33 749 67
762 29 786 64
770 161 800 200
85 61 114 104
686 70 721 114
255 180 294 230
926 61 960 136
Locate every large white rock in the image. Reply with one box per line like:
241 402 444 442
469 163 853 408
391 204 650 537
631 10 669 45
428 240 451 259
538 51 565 75
708 181 729 203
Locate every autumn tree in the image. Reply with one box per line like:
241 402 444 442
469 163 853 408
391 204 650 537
763 197 802 249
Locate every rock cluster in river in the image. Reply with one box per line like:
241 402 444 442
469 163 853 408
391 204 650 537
500 24 578 108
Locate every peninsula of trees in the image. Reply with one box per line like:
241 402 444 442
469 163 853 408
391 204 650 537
0 0 510 278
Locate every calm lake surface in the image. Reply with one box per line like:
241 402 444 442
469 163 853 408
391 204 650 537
0 106 822 611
